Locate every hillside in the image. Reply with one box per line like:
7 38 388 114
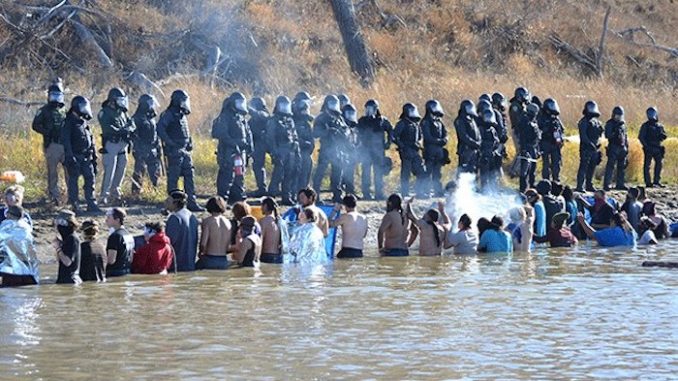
0 0 676 198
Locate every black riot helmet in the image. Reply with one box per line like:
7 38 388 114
514 86 530 103
293 91 311 103
70 96 93 120
337 93 351 109
612 106 624 121
526 103 540 118
479 93 491 104
491 92 507 110
170 89 191 115
400 103 421 121
47 83 65 107
583 100 600 117
324 94 341 114
531 96 542 108
425 99 444 117
543 98 560 116
482 108 497 125
646 106 659 122
273 95 293 116
107 87 129 112
249 97 267 113
295 98 311 116
460 99 478 118
229 92 248 115
342 104 358 124
137 94 158 118
364 99 379 117
477 99 492 115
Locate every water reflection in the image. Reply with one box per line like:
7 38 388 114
0 241 676 380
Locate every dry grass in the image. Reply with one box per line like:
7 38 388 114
0 0 676 200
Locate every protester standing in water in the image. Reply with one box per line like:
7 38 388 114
329 194 368 259
54 210 81 284
197 196 231 270
105 207 134 277
259 197 283 264
79 220 106 282
165 190 199 272
443 213 479 255
232 216 261 267
378 194 418 257
405 201 446 256
132 222 174 275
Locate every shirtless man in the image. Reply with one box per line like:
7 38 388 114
297 188 329 237
259 197 283 263
329 194 368 258
406 200 446 256
377 194 418 257
197 196 231 270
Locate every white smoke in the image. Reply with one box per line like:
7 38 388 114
445 172 522 231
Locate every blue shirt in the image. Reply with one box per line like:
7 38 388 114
594 227 637 247
478 229 513 253
533 201 546 238
565 200 578 226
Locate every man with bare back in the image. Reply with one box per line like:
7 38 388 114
329 194 368 258
377 194 418 257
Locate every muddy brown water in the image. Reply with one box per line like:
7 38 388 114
1 242 677 380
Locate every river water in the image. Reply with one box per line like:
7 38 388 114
1 243 676 380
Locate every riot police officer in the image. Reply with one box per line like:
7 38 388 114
575 101 604 192
61 96 101 213
32 79 67 205
268 96 301 205
478 108 501 190
518 103 541 192
357 99 393 200
394 103 426 197
509 86 530 151
341 104 360 195
211 92 251 204
131 94 162 195
338 93 351 110
638 107 667 188
292 92 315 191
603 106 629 191
421 99 448 197
539 98 565 183
313 95 350 202
248 97 270 197
454 100 481 175
98 87 135 205
157 90 204 212
491 92 509 160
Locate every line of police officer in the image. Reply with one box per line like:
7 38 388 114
32 81 668 213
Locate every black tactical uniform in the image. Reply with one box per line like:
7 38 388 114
508 87 530 151
268 96 301 205
157 90 204 211
454 100 481 174
341 104 360 196
539 98 565 183
313 95 350 202
248 97 270 196
603 106 629 190
421 100 448 197
293 95 315 192
638 107 667 187
478 109 502 190
357 99 393 200
518 103 542 193
211 92 251 204
394 103 426 197
32 81 67 203
61 96 100 213
575 101 604 192
131 94 162 194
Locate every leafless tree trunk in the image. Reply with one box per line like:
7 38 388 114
330 0 374 87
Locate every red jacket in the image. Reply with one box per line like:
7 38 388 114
132 232 174 274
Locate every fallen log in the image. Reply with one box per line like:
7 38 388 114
642 261 678 268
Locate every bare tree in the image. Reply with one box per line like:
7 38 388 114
330 0 375 87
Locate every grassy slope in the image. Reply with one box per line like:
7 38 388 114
0 0 676 201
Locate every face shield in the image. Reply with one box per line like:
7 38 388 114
275 99 293 116
326 99 341 114
115 96 129 112
365 105 377 117
429 101 444 117
79 100 93 120
180 96 191 115
463 102 477 118
234 98 248 115
343 109 358 124
48 91 65 105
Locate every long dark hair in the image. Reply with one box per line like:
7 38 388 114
262 197 279 221
387 193 405 225
426 209 441 248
